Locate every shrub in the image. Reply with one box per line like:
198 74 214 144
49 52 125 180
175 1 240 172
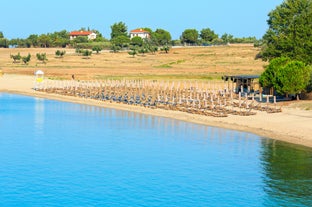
36 53 48 63
10 52 21 63
22 53 31 64
92 46 102 54
55 50 66 58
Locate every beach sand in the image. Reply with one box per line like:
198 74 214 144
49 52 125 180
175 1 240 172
1 74 312 148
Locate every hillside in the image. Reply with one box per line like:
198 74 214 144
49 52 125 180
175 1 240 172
0 44 266 80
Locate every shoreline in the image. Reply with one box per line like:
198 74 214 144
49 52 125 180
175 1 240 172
1 74 312 148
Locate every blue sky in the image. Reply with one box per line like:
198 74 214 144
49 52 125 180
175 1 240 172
1 0 283 40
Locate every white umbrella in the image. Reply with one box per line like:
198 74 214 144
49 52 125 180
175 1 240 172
35 70 44 75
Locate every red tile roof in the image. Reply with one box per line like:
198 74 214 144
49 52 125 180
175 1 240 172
70 31 92 36
130 29 149 33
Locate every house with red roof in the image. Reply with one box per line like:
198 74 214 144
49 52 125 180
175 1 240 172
69 31 97 40
130 29 150 39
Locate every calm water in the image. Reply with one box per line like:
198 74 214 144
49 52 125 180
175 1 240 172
0 93 312 207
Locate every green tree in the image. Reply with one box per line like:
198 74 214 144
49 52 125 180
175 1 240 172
260 0 312 64
0 31 7 48
181 29 199 45
0 38 9 48
260 57 291 93
82 49 92 58
234 36 257 44
138 45 150 56
128 46 137 57
149 46 158 54
130 36 143 47
10 53 21 63
92 46 102 54
142 27 153 35
160 45 170 53
73 36 88 44
8 38 29 48
9 38 20 47
151 29 172 46
26 34 39 47
9 38 31 48
53 38 70 48
110 21 128 39
200 28 218 42
111 35 130 49
38 34 51 48
50 30 69 47
22 53 31 64
75 47 82 55
144 41 158 54
0 32 8 48
221 33 234 44
55 50 66 58
211 38 224 45
55 30 69 39
260 57 311 99
36 53 48 63
278 61 311 99
110 44 121 53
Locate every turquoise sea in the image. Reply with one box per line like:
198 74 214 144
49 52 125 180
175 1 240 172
0 92 312 207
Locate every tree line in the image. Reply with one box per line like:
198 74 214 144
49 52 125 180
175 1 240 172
0 24 257 50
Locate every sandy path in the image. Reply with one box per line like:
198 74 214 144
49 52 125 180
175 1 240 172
1 74 312 148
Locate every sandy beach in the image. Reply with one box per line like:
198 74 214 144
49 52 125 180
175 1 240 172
1 73 312 148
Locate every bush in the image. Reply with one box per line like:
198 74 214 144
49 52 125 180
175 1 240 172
110 44 121 53
55 50 66 58
128 47 137 57
22 53 31 64
160 45 170 53
75 48 82 54
36 53 48 63
10 52 21 63
82 49 92 58
92 46 102 54
260 57 311 98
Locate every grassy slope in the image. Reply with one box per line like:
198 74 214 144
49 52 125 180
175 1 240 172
0 44 266 80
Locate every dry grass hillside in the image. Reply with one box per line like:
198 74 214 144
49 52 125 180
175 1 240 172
0 44 266 80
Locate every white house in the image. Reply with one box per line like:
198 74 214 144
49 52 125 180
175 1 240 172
69 31 97 40
130 29 150 39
